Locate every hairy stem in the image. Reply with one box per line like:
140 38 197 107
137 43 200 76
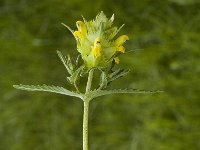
83 100 89 150
83 69 94 150
85 69 94 94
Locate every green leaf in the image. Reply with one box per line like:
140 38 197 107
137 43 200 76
125 48 144 53
76 54 81 67
108 68 130 84
61 23 74 33
110 69 129 81
90 89 163 99
67 54 75 71
61 23 78 41
57 51 73 75
99 71 107 89
67 65 84 84
13 84 83 99
109 24 125 39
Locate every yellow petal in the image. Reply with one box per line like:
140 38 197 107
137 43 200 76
117 45 125 53
93 46 101 57
73 31 82 38
114 57 119 64
76 21 87 36
115 35 129 46
92 37 101 57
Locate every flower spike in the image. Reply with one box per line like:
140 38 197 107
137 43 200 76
71 12 129 68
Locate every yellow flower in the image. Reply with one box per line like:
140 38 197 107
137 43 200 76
92 37 101 58
67 11 129 69
74 21 87 38
115 35 129 53
115 35 129 46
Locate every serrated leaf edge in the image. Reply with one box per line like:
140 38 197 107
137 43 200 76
13 84 84 100
89 89 163 99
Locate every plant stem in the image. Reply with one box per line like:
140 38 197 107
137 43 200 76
83 100 89 150
85 69 94 94
83 69 94 150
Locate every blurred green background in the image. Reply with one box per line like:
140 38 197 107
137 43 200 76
0 0 200 149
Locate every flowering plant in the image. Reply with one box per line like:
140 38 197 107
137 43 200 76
14 12 162 150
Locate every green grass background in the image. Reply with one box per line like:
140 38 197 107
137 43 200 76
0 0 200 149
